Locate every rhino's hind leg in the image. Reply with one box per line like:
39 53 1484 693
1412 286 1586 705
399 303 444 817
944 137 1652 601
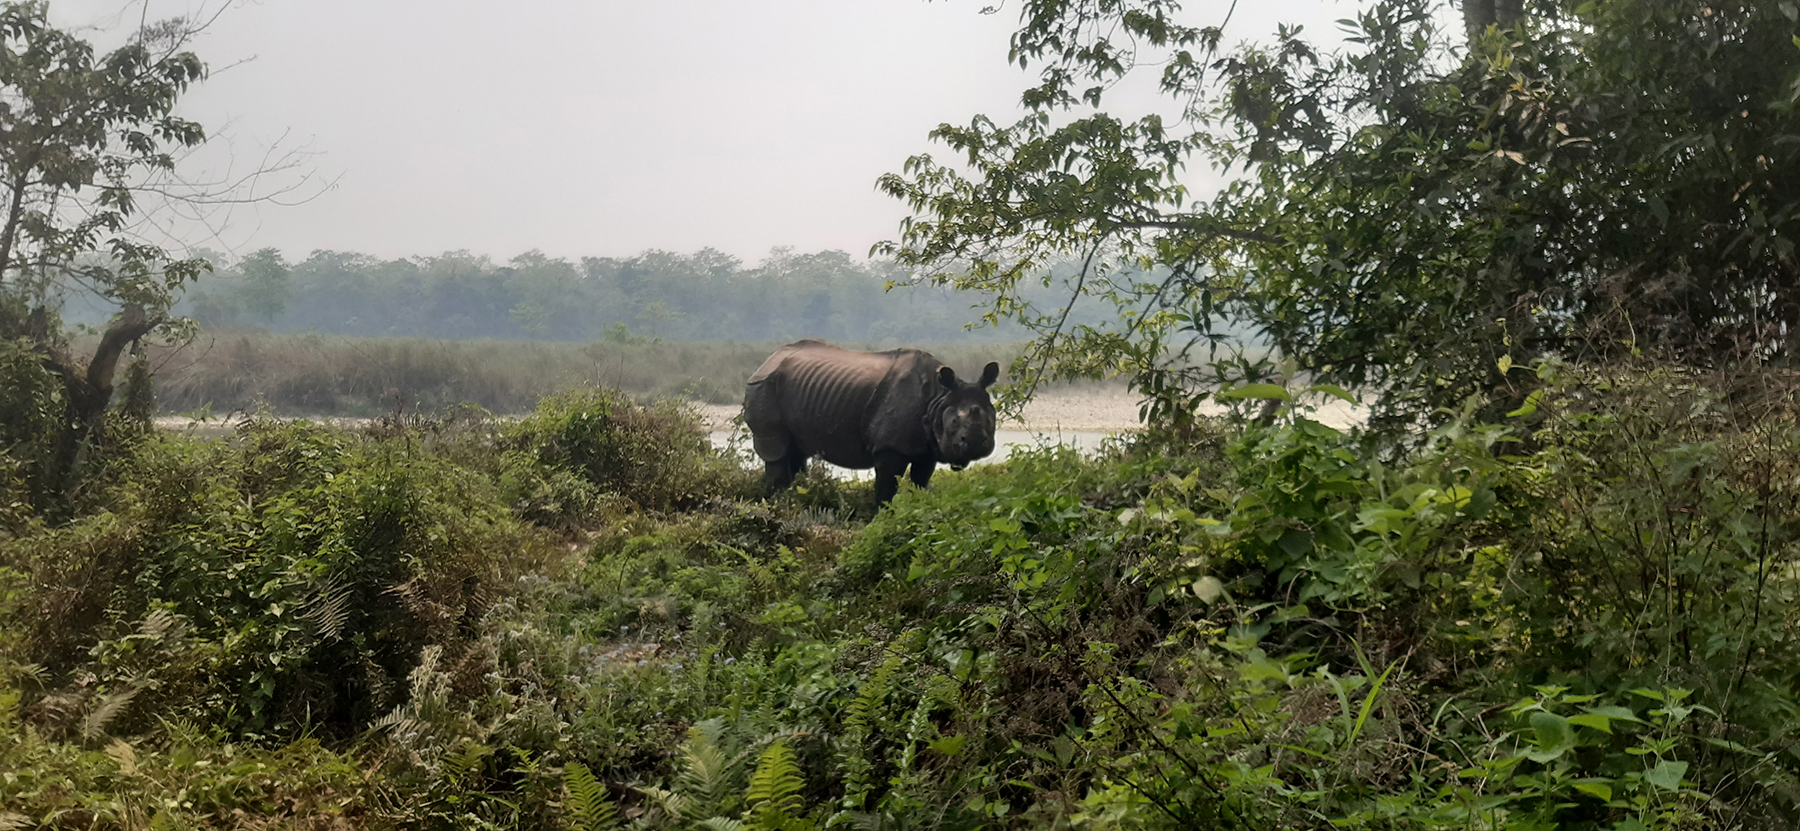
760 450 809 496
751 425 805 496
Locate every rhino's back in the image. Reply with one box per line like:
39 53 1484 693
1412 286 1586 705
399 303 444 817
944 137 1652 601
745 340 936 467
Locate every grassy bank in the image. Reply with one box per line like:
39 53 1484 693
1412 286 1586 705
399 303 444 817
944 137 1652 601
4 364 1800 829
145 332 1025 416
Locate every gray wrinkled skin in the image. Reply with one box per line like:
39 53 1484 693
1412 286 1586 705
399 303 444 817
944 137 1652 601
743 339 1000 504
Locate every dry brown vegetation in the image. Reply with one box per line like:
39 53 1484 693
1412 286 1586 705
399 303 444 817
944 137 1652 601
140 332 1023 416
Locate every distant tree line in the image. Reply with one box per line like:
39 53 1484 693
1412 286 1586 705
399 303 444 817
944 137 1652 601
176 247 1052 343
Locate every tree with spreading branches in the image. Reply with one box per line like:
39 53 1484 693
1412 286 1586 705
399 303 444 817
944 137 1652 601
879 0 1800 431
0 2 249 497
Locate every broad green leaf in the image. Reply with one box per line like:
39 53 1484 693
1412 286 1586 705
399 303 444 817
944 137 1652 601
1238 654 1290 683
1525 712 1575 762
1462 487 1497 519
1567 713 1613 734
1586 705 1643 723
1276 528 1314 557
1307 383 1356 403
1571 780 1612 801
928 735 968 756
1644 759 1688 792
1506 389 1545 418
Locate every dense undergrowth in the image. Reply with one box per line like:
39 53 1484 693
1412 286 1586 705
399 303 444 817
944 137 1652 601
4 363 1800 829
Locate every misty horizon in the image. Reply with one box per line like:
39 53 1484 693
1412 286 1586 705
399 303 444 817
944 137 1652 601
47 0 1358 263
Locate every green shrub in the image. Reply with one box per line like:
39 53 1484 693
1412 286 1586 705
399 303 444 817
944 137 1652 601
1448 364 1800 819
506 386 755 512
9 358 1800 830
0 337 62 518
1 419 557 740
0 696 371 830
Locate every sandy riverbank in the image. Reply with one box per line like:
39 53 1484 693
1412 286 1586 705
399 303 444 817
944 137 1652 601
155 385 1366 436
687 385 1148 432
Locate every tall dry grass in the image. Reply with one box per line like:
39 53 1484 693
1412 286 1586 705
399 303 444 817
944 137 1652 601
144 332 1023 416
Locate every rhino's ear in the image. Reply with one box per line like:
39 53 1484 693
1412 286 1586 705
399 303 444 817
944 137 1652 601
979 361 1000 389
938 365 958 390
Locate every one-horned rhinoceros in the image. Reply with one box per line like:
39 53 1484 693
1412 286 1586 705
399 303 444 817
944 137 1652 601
743 339 1000 503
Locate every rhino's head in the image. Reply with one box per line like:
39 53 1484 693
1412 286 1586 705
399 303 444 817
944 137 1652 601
929 361 1001 469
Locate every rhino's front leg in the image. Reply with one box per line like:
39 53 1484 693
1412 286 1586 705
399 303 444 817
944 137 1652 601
873 450 909 504
908 458 935 490
764 459 796 495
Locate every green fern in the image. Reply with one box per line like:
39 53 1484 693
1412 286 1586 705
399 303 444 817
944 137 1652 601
440 740 494 786
562 762 621 831
80 686 139 740
369 706 416 736
137 607 179 641
640 785 687 822
744 740 807 829
824 813 894 831
670 719 751 821
644 722 822 828
838 652 903 813
299 576 354 642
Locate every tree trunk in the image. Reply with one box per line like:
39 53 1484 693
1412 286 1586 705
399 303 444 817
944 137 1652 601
39 304 160 494
1464 0 1526 46
0 168 32 281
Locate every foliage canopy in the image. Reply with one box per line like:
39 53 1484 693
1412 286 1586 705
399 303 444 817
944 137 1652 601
0 1 212 497
879 0 1800 427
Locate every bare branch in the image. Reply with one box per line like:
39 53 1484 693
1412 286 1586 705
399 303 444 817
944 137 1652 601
1028 239 1102 395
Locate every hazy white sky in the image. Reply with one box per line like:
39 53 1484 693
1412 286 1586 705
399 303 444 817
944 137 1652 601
52 0 1356 263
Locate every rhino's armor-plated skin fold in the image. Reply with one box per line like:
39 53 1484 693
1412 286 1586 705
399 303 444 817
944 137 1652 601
743 339 1000 504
